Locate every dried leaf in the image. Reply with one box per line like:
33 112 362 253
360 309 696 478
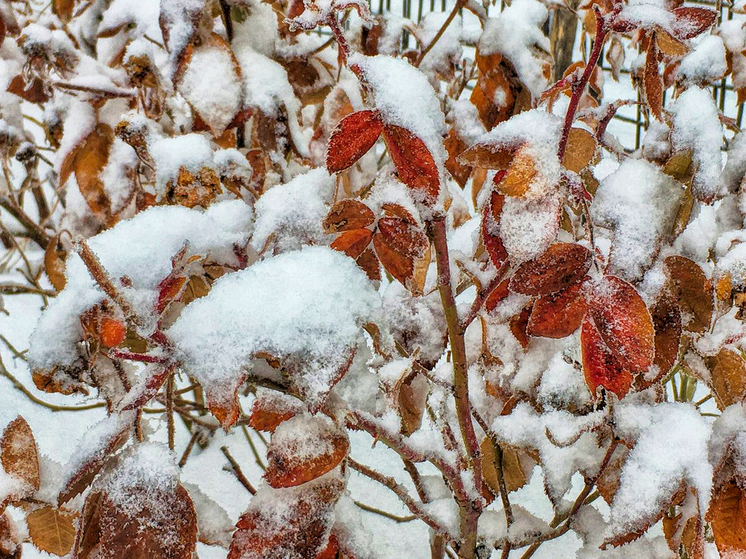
672 7 717 40
323 199 375 233
0 512 21 558
528 280 589 338
52 0 75 22
45 234 67 292
248 391 303 433
562 128 597 173
7 74 50 104
373 217 428 294
1 416 40 492
356 248 381 281
444 128 472 187
707 479 746 555
656 31 689 58
482 191 507 269
326 110 383 173
581 316 634 398
26 506 77 556
645 291 682 388
587 276 655 373
376 217 428 259
481 438 531 495
665 255 713 333
510 305 532 348
399 374 427 436
645 39 663 120
509 243 592 296
330 229 373 259
459 142 518 170
606 36 626 81
265 416 349 488
498 147 537 197
381 125 440 204
707 348 746 410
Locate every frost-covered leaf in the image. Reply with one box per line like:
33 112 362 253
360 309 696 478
528 280 589 338
26 506 77 556
182 482 234 548
323 200 375 233
562 128 596 173
169 247 383 425
672 7 717 40
326 110 383 173
73 443 197 559
665 255 713 334
1 416 40 493
707 479 746 555
498 146 537 197
707 348 746 410
331 229 373 259
482 191 507 269
249 389 305 433
646 291 682 388
228 472 344 559
44 234 67 292
265 415 349 488
644 40 663 120
581 316 633 398
373 215 430 295
587 276 655 373
381 125 440 205
0 512 21 558
509 243 591 296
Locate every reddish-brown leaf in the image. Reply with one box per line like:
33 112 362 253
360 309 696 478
373 231 414 291
229 474 344 559
672 7 718 40
265 416 349 488
644 291 682 388
707 348 746 411
645 39 663 120
323 199 375 233
248 391 304 433
0 512 21 558
381 125 440 205
581 316 634 398
510 305 532 348
376 217 428 259
509 243 592 296
44 233 67 292
665 255 713 334
1 416 40 492
484 278 510 313
381 203 418 225
330 229 373 259
707 479 746 555
356 248 381 281
326 110 383 173
482 191 507 269
7 74 50 104
528 280 589 338
444 128 472 187
587 276 655 373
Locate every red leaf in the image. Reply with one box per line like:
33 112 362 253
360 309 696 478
482 191 507 269
376 217 428 259
645 39 663 120
485 278 510 313
356 248 381 281
381 125 440 205
509 243 592 296
581 316 633 398
672 7 717 40
587 276 655 373
330 229 373 259
326 110 383 173
265 416 349 488
323 199 375 233
528 280 589 338
510 306 532 348
248 391 304 433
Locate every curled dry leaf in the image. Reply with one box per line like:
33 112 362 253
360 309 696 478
326 110 383 173
510 305 532 348
581 316 634 398
323 199 375 233
265 416 349 488
708 479 746 555
509 243 592 296
1 416 40 492
444 128 472 187
707 348 746 410
587 276 655 373
0 512 21 559
26 506 77 556
527 280 589 338
481 438 532 496
381 125 440 205
665 255 713 333
562 128 597 173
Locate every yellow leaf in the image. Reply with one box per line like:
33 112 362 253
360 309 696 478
562 128 597 173
26 507 77 556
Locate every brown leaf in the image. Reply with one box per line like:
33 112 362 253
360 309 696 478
498 146 537 197
459 142 519 170
528 280 589 338
656 31 689 58
1 416 40 492
444 128 472 187
707 348 746 410
481 438 531 495
381 125 440 205
482 190 507 269
248 391 304 433
326 110 383 173
27 506 77 556
509 243 592 296
373 218 429 295
52 0 75 22
562 128 597 173
265 416 349 488
399 374 427 436
7 74 50 104
587 276 655 373
356 248 381 281
645 39 663 120
0 512 21 558
672 7 717 40
323 199 375 233
707 479 746 555
510 305 532 348
229 474 344 559
644 291 682 388
581 316 634 398
665 255 714 333
45 233 67 292
377 217 428 259
597 444 629 505
330 229 373 259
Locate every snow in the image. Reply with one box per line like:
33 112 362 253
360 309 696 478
151 133 215 198
670 86 723 202
478 0 551 98
617 0 673 33
592 159 684 281
251 168 334 253
168 246 383 412
676 35 727 87
27 201 253 370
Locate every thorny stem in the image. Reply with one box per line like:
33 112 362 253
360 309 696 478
557 7 607 163
221 446 257 495
427 216 482 559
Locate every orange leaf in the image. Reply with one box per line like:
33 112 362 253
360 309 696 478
356 248 381 281
645 39 663 120
248 391 304 433
707 479 746 555
707 348 746 410
26 506 77 556
587 276 655 373
444 128 472 187
484 278 510 313
381 125 440 205
0 512 21 558
1 416 40 492
509 243 592 296
562 128 597 173
326 110 383 173
528 280 589 338
510 305 532 348
672 7 717 40
323 199 375 233
498 146 537 197
330 229 373 259
44 233 67 292
665 256 713 334
581 316 634 398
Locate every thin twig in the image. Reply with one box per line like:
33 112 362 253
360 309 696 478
415 0 465 66
178 431 200 468
354 500 418 522
241 425 267 471
221 446 257 495
167 373 175 451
